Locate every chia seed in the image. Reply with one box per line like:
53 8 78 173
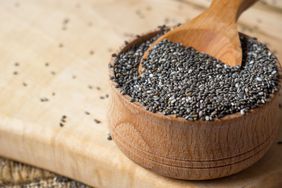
63 18 69 25
107 133 112 141
94 119 101 124
60 115 67 127
112 27 280 121
40 97 49 102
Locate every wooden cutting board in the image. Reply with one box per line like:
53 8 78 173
0 0 281 187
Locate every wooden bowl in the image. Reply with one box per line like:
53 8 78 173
108 30 281 180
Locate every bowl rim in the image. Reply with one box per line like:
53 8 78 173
109 29 281 126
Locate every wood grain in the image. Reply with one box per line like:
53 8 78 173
0 0 281 187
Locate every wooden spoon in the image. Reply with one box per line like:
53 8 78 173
139 0 258 73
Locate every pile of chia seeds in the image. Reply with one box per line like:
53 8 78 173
111 26 280 121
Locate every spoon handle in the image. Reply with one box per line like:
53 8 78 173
209 0 259 22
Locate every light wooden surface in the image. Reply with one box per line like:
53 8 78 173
0 0 281 187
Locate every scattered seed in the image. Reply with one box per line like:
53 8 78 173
89 50 94 55
63 18 69 25
85 111 90 115
105 94 109 98
14 2 20 7
164 17 170 24
14 62 19 66
60 115 67 125
88 85 93 89
146 6 152 11
94 119 101 124
72 75 77 79
135 9 144 19
107 133 112 141
100 96 105 100
96 86 101 90
52 92 56 96
45 62 49 67
40 97 49 102
59 43 64 48
13 71 18 75
51 71 56 75
22 82 27 87
88 22 93 27
60 123 64 127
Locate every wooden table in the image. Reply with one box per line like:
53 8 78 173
0 0 281 187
